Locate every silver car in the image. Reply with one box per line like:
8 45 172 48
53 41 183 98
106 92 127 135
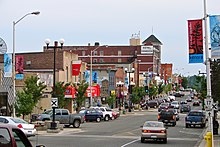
141 121 167 143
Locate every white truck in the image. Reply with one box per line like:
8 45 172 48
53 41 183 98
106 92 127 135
90 106 113 121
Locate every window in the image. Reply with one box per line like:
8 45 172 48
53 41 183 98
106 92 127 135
118 50 121 56
118 58 121 63
0 118 8 123
100 58 104 63
82 51 85 56
55 110 61 115
100 51 104 56
62 110 69 115
0 128 11 146
12 128 32 147
93 59 97 63
94 51 98 56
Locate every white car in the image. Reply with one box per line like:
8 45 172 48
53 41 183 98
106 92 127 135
171 101 180 109
90 106 113 121
168 95 176 101
0 116 36 137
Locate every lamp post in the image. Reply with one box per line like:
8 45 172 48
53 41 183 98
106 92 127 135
89 45 107 107
45 39 64 129
116 81 124 113
12 11 40 117
125 67 135 112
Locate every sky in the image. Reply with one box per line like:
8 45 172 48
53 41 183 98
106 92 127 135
0 0 220 76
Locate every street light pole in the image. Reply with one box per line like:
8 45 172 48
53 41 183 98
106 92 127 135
89 45 107 107
45 39 64 129
12 11 40 117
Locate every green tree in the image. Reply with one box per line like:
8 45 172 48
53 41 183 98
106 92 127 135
16 92 35 119
53 82 71 108
181 77 188 89
130 86 145 104
23 76 46 105
73 80 89 113
211 59 220 103
158 83 165 94
148 84 158 99
106 94 116 108
164 83 172 94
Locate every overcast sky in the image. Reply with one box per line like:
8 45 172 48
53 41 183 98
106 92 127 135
0 0 219 76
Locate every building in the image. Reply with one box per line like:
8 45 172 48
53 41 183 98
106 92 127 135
160 63 173 84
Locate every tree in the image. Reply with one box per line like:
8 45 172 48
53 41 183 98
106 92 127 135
181 77 188 89
16 92 35 119
130 86 146 104
158 83 165 95
164 83 172 94
52 82 71 108
15 75 46 118
73 80 89 113
211 59 220 103
148 84 158 99
106 94 116 108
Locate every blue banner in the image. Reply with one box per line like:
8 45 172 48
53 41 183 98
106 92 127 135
210 15 220 59
4 53 12 77
92 71 98 83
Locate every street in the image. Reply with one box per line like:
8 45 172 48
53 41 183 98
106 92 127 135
30 97 206 147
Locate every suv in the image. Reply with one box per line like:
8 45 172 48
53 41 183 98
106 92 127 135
91 106 113 121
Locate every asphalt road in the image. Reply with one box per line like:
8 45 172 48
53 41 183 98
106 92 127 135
30 96 206 147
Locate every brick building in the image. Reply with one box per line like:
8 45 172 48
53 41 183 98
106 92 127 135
160 63 173 84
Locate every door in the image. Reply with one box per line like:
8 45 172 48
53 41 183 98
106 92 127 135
61 109 69 124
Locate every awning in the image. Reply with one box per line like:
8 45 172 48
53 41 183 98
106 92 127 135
0 87 8 95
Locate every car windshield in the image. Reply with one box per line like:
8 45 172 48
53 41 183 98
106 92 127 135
172 101 178 104
79 110 86 114
188 112 203 116
160 103 169 106
10 118 28 124
144 122 163 128
43 110 53 115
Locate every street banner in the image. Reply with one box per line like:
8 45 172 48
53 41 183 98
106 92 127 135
64 86 76 98
4 53 12 77
92 71 98 83
72 60 81 76
188 19 204 63
15 55 24 80
209 15 220 59
84 70 90 83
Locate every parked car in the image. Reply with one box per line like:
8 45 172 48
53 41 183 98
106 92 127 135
147 100 159 108
112 111 120 119
141 121 167 143
34 109 84 128
185 110 206 128
158 109 177 126
79 109 103 122
180 104 191 113
193 100 200 106
0 116 36 137
0 123 45 147
171 101 180 109
91 106 113 121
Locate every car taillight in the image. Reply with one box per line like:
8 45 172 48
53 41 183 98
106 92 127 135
17 124 23 128
142 130 151 133
161 130 166 133
158 115 160 119
172 115 175 120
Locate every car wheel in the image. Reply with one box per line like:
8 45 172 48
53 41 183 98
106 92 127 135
64 125 70 128
141 138 145 143
73 120 80 128
173 122 176 126
105 115 109 121
163 138 167 144
96 117 101 122
186 124 189 128
111 116 115 120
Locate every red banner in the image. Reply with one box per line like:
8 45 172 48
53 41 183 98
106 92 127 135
188 19 204 63
72 60 81 76
64 86 76 98
86 84 100 97
15 55 24 74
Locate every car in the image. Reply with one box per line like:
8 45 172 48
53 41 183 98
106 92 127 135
158 103 170 112
147 100 159 108
79 109 103 122
173 109 180 121
171 101 180 109
141 121 167 143
0 123 45 147
193 100 200 106
186 96 192 102
180 100 187 105
180 104 191 113
158 109 177 126
185 110 206 128
90 106 113 121
0 116 36 137
168 95 176 101
112 111 120 119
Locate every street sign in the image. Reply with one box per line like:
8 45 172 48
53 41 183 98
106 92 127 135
212 103 218 110
205 98 213 108
51 98 58 108
206 109 214 117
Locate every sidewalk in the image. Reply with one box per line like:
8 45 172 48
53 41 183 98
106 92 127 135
198 113 220 147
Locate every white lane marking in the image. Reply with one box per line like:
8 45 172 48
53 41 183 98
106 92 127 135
179 130 201 135
121 138 140 147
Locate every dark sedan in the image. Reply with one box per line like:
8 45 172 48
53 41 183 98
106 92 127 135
158 103 170 112
193 100 200 106
147 100 159 108
180 104 191 113
79 109 103 122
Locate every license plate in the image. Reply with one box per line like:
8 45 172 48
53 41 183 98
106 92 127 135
192 122 196 124
28 131 32 133
151 136 157 138
164 120 168 122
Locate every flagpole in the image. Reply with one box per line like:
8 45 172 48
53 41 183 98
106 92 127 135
203 0 213 146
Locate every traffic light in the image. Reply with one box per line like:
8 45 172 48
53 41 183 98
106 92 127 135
145 86 149 93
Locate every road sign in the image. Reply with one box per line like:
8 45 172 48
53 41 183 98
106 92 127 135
205 98 213 108
206 109 214 117
212 103 218 110
51 98 58 108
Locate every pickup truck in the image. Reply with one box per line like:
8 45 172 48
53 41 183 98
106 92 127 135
185 110 206 128
158 109 176 126
0 123 44 147
31 109 84 128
